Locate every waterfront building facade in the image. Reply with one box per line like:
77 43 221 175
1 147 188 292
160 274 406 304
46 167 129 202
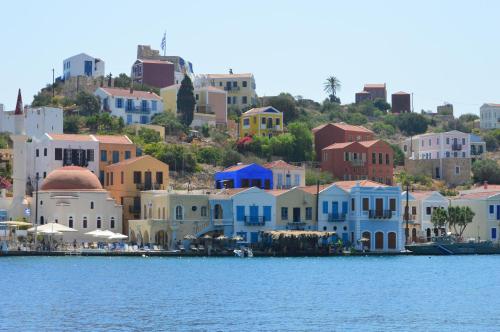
263 160 305 189
273 187 316 231
215 163 273 189
94 87 163 125
96 135 136 185
239 106 283 138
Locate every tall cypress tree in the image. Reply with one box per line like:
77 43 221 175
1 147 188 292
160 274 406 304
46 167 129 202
177 75 195 127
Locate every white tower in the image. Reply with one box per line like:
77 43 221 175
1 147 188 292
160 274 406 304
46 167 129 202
9 89 28 219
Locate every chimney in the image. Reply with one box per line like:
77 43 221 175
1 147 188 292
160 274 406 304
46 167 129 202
484 181 488 190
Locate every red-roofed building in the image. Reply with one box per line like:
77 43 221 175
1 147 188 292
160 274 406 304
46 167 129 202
263 160 306 188
363 83 387 101
321 140 394 185
131 59 175 88
313 122 374 161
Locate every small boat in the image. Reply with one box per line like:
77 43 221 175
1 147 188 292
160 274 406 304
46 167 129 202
234 247 253 257
406 235 500 255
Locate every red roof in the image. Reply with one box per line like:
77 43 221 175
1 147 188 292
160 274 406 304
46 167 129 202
41 166 103 191
206 73 253 79
393 91 410 95
47 134 95 142
300 180 387 194
313 122 373 135
263 160 302 170
358 139 383 147
105 155 157 168
94 135 133 145
364 83 386 89
99 87 161 100
458 191 500 200
265 189 289 196
323 142 355 150
220 164 251 172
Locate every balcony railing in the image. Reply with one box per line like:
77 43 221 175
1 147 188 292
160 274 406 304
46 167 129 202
451 143 462 151
126 106 151 114
368 210 393 219
288 221 306 229
350 159 365 167
224 86 240 91
328 213 346 222
244 216 265 226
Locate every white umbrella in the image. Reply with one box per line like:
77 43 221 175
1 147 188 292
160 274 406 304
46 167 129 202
28 222 77 233
108 233 128 240
39 230 63 235
95 230 116 238
85 230 103 236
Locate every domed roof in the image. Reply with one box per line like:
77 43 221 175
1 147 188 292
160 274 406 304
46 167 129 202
41 166 103 191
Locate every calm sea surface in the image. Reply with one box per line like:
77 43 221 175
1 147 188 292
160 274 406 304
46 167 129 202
1 255 499 331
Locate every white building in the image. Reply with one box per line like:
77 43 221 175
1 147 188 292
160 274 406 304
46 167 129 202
263 160 305 189
94 87 163 125
63 53 105 79
34 166 123 243
27 134 99 189
0 106 63 139
401 130 471 160
480 103 500 129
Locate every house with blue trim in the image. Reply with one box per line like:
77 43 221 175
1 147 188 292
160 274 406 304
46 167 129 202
208 192 235 237
214 163 273 189
229 187 276 244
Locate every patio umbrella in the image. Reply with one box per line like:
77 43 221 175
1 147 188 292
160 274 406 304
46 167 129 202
85 230 103 236
232 235 244 241
216 235 228 241
184 234 196 240
28 222 77 233
108 233 128 240
94 230 116 238
202 234 212 239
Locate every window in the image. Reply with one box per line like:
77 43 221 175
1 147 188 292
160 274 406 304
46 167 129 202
201 207 207 217
68 216 73 228
306 207 312 220
351 198 355 211
361 198 370 211
40 216 44 225
99 171 104 184
43 148 47 156
243 118 249 126
455 166 460 175
462 138 466 145
112 151 119 163
490 205 494 214
446 137 450 144
227 97 231 104
281 207 288 220
36 149 39 157
151 101 157 111
437 138 440 145
322 201 328 214
55 148 62 160
492 228 497 240
276 118 280 126
126 99 133 110
403 145 407 152
87 149 94 161
389 198 396 211
242 96 248 104
421 140 424 147
175 206 183 220
446 151 450 158
233 81 237 87
429 139 432 146
141 100 148 111
378 153 383 164
232 96 236 104
82 217 87 229
192 206 197 212
125 151 131 159
372 153 376 164
243 81 248 87
261 117 266 125
40 200 43 206
110 217 115 229
412 206 417 215
426 206 432 215
120 171 124 184
133 171 141 184
100 150 107 162
97 217 102 229
156 172 163 185
116 98 123 108
110 172 114 185
90 201 94 209
43 172 46 178
386 154 390 165
462 152 466 158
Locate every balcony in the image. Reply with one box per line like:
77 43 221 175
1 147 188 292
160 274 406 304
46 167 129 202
328 213 346 222
287 221 306 230
350 159 365 167
368 210 393 219
224 86 240 92
244 216 265 226
126 106 151 114
451 143 462 151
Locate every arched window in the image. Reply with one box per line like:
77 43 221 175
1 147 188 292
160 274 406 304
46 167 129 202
214 204 223 219
90 201 94 209
175 206 183 220
83 217 87 229
375 232 384 250
388 232 397 249
201 206 207 217
40 200 43 206
68 216 74 228
110 217 115 229
40 216 44 225
97 217 102 229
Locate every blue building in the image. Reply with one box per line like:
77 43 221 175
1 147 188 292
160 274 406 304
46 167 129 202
215 163 273 189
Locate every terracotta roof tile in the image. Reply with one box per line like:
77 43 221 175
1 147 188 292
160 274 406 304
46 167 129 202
99 87 161 100
219 164 253 172
105 155 155 168
323 142 355 150
94 135 133 145
364 84 386 89
458 191 500 199
263 160 302 170
393 91 410 95
333 123 373 133
47 134 95 142
266 189 289 196
358 139 383 147
206 73 254 79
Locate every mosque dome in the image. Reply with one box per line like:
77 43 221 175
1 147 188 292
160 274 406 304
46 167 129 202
41 166 103 191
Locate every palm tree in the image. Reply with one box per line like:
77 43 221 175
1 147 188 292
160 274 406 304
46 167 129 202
324 76 341 102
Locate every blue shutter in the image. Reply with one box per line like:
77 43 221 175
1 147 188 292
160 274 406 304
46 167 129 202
492 228 497 239
332 202 339 218
322 201 328 214
497 205 500 220
263 206 271 222
250 206 258 217
490 205 494 214
342 201 348 214
250 232 259 243
115 98 119 108
236 206 245 221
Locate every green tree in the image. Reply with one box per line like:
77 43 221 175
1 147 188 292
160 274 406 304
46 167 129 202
32 92 52 107
63 115 81 134
137 128 162 144
266 93 299 124
177 75 196 127
396 113 428 136
305 168 335 186
288 122 313 161
431 208 448 231
323 76 341 103
390 143 405 166
114 73 132 88
151 112 186 135
459 113 479 122
472 159 500 184
372 122 396 137
222 149 242 167
197 146 224 166
373 98 391 112
76 91 101 116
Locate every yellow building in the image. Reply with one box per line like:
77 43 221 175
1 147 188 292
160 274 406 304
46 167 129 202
103 155 169 232
202 72 257 110
239 106 284 138
271 187 317 231
95 135 137 184
128 190 211 249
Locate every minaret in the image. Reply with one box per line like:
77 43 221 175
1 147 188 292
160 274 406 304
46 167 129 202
9 89 28 219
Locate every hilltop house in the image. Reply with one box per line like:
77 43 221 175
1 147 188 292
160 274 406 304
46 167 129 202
239 106 283 138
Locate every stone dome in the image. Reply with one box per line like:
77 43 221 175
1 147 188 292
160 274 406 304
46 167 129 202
41 166 103 191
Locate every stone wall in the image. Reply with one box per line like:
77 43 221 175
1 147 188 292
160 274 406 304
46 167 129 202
405 157 471 186
61 76 114 99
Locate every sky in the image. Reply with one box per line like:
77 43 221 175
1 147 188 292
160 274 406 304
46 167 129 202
0 0 499 116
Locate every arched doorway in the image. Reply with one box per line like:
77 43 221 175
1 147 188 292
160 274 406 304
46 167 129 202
388 232 397 249
426 228 431 241
375 232 384 250
143 231 150 245
361 231 371 251
411 228 417 242
155 230 168 248
130 230 137 243
214 204 223 219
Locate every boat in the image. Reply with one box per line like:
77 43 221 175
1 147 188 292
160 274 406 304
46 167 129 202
233 247 253 257
405 235 500 255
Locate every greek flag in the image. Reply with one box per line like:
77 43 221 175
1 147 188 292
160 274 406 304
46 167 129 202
161 32 166 52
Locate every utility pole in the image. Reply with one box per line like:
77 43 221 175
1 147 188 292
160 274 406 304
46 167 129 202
52 68 55 98
33 173 40 251
405 183 409 244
